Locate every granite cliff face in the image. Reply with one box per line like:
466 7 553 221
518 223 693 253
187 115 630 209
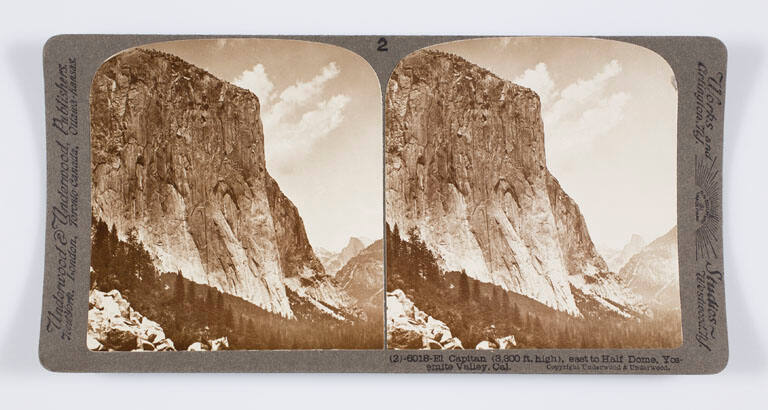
385 50 638 317
619 227 680 313
90 48 344 319
265 175 327 280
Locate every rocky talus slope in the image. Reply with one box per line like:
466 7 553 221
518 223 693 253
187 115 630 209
387 289 517 350
88 289 176 351
88 289 230 351
90 48 349 319
385 50 642 317
387 289 463 349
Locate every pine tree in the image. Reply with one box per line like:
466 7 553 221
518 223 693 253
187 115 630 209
408 227 424 275
216 291 225 327
500 289 509 314
174 271 185 306
391 224 400 259
92 219 110 272
226 308 234 330
558 326 569 347
206 287 215 322
511 302 522 326
247 318 255 337
458 270 470 302
471 280 480 303
108 223 119 257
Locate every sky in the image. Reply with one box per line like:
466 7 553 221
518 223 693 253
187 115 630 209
146 39 383 252
432 38 678 250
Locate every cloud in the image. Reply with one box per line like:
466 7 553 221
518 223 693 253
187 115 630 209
233 64 275 104
263 62 341 130
560 60 621 102
514 60 630 160
513 62 557 106
232 62 349 174
547 60 622 125
265 94 350 172
548 92 630 152
279 62 340 104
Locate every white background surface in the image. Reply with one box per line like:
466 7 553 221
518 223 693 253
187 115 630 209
1 0 765 408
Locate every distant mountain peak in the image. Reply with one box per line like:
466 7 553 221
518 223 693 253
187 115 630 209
335 240 384 319
628 234 645 248
317 236 376 276
618 226 680 313
345 237 365 249
341 237 365 256
602 234 647 273
358 236 374 247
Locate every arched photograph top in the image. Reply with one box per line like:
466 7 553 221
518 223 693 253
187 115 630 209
88 38 384 351
385 37 681 350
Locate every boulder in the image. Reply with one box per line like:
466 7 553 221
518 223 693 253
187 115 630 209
154 339 176 352
138 339 156 351
86 334 105 351
187 342 209 351
104 324 138 351
442 338 464 350
140 317 166 342
425 339 443 349
209 337 229 351
475 341 499 350
106 289 130 316
496 335 516 349
388 327 425 350
435 330 453 344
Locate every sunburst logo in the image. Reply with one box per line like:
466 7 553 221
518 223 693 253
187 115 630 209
695 155 720 260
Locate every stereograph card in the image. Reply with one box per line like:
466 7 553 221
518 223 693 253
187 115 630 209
39 35 728 373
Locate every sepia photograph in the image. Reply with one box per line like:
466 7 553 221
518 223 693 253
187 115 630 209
6 0 764 404
87 39 384 351
385 37 682 350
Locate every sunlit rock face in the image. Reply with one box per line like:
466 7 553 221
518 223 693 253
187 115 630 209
385 50 640 317
90 48 344 318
